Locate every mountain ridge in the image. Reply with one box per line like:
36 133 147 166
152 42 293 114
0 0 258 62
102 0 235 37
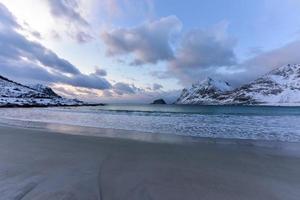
176 64 300 106
0 75 84 107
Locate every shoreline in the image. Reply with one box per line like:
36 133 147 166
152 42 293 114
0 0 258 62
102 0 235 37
1 117 300 149
1 106 299 143
0 103 105 108
0 122 300 199
2 103 300 108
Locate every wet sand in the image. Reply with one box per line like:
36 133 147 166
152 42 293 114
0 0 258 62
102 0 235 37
0 124 300 200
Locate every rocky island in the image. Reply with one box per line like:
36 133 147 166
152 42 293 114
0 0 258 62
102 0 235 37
152 99 167 104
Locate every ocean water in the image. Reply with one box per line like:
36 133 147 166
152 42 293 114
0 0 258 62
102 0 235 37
0 104 300 142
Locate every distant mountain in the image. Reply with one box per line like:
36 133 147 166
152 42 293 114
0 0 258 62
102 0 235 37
0 75 83 107
176 64 300 106
176 77 233 105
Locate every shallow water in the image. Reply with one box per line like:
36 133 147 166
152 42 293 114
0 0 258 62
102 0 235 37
0 104 300 142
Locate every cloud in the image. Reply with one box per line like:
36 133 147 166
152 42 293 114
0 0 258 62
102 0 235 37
93 68 107 77
51 84 104 100
0 3 111 90
224 39 300 85
46 0 88 26
0 56 112 90
112 82 142 95
74 31 94 43
101 16 182 65
30 30 42 39
166 32 300 87
161 20 300 87
152 83 163 91
104 88 180 104
0 3 20 29
241 40 300 73
51 81 179 104
167 21 237 86
64 73 111 89
85 84 180 104
198 39 300 87
0 11 80 75
45 0 93 43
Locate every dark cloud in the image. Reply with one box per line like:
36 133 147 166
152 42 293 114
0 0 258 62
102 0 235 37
31 31 42 39
94 68 107 77
0 3 111 90
152 83 163 91
75 31 94 43
101 16 182 65
113 82 142 95
47 0 88 26
65 73 111 90
0 57 111 90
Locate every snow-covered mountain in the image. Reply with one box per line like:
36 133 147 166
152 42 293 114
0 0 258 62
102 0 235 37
176 64 300 106
228 64 300 105
0 75 84 107
176 77 233 105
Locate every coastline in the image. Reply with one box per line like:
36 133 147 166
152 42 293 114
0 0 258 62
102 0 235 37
2 117 300 149
0 103 105 108
0 121 300 199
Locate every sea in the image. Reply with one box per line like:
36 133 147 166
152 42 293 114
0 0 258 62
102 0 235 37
0 104 300 142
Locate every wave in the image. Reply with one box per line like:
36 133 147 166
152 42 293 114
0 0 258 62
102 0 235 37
0 105 300 142
53 105 300 117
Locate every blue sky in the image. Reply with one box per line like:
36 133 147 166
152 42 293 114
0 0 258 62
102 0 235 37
0 0 300 103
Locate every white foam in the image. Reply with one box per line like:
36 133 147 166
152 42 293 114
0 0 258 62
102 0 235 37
0 107 299 142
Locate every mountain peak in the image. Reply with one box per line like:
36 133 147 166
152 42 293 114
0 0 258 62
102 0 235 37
267 64 300 79
29 84 61 98
193 77 233 92
177 64 300 106
176 78 233 104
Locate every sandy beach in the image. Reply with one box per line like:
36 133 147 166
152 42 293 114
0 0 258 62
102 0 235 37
0 123 300 200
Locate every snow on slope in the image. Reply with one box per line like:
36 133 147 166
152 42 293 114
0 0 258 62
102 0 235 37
230 64 300 105
0 75 83 107
176 64 300 106
30 84 61 98
176 77 233 104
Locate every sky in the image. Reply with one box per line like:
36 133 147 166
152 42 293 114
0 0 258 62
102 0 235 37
1 0 300 103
